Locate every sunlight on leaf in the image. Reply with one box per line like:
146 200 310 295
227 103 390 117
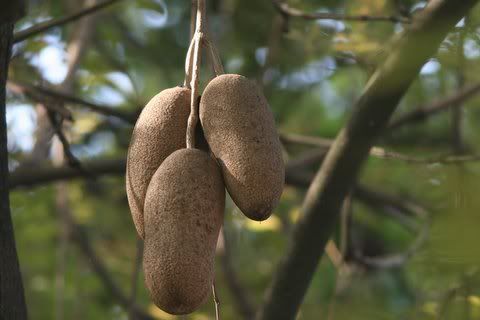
192 314 210 320
469 295 480 307
422 302 438 316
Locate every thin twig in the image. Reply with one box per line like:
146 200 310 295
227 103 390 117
219 228 255 319
272 0 410 24
205 38 225 76
13 0 122 43
435 269 478 320
212 281 221 320
46 110 85 170
372 152 480 164
129 239 144 320
280 132 332 149
353 215 430 269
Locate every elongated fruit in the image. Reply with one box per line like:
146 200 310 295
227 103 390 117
143 148 225 315
126 86 190 239
200 74 284 221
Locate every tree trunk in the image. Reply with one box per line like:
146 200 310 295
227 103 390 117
0 3 28 318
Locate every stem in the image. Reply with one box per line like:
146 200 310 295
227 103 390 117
183 37 195 88
184 0 197 88
205 38 225 76
190 0 197 40
186 33 202 149
186 0 206 148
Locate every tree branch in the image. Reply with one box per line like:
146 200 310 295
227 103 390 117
287 167 430 270
352 219 429 269
354 185 427 220
7 154 429 236
285 167 427 224
8 81 73 120
13 0 123 44
282 132 480 165
350 184 431 269
256 1 478 319
7 80 137 124
31 76 473 165
69 221 153 320
388 82 480 130
9 158 125 189
272 0 410 24
46 110 85 170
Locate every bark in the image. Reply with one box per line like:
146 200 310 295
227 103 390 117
0 4 28 319
256 1 479 319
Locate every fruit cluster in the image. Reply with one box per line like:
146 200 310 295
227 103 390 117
126 75 284 314
125 1 284 315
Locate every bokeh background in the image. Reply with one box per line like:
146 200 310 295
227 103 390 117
6 0 480 319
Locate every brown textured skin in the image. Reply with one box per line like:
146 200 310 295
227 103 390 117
143 148 225 315
200 74 284 221
126 87 190 239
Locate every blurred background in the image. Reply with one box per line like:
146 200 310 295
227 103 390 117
6 0 480 319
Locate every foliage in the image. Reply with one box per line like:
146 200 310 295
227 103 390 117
6 0 480 319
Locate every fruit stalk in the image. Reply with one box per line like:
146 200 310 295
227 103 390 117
186 0 205 149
